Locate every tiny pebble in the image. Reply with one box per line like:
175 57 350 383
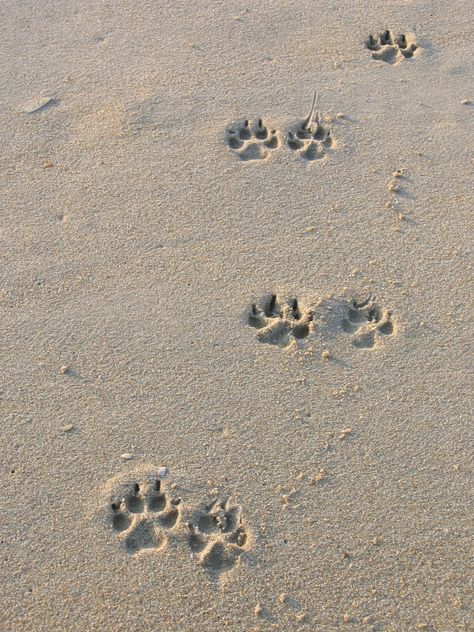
278 593 287 604
61 424 75 433
336 112 345 118
60 365 70 374
255 601 263 617
310 468 326 485
120 453 133 461
461 99 472 105
321 350 331 361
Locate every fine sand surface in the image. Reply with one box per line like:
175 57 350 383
1 1 473 630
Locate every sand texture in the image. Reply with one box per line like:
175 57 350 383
1 1 473 630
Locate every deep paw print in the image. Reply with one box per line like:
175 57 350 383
365 30 418 64
109 475 182 555
226 118 279 161
287 92 334 161
186 497 249 576
341 296 395 349
248 293 314 347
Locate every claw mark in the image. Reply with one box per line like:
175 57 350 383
266 293 277 317
352 295 373 309
291 298 301 320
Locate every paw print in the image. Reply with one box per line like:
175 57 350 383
341 296 395 349
248 293 314 347
287 91 333 161
365 30 418 64
186 497 249 576
226 118 279 161
109 477 182 554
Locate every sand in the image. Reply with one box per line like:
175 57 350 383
1 1 473 630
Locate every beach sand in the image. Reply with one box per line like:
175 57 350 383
1 1 473 630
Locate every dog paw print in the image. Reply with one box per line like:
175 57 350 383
226 118 279 161
287 92 334 161
248 293 314 347
365 30 418 64
186 497 249 576
109 477 182 554
341 296 395 349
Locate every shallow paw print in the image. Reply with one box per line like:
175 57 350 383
186 498 249 577
365 30 418 64
248 293 314 347
109 477 182 555
341 296 395 349
287 121 333 161
226 118 279 161
287 92 334 162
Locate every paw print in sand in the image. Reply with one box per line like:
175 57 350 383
248 293 314 347
186 497 249 576
226 118 279 161
109 470 182 555
341 296 395 349
365 30 418 64
287 92 334 161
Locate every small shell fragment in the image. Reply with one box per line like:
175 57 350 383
157 466 169 479
338 428 352 441
120 453 134 461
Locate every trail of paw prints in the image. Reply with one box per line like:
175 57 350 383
365 30 418 64
341 296 395 349
186 497 249 578
287 91 334 161
226 118 279 161
248 293 314 347
109 476 182 555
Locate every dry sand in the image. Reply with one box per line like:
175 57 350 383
1 1 473 630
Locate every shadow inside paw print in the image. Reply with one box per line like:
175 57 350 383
286 91 333 161
110 477 182 554
365 30 418 64
341 296 395 349
248 293 314 347
226 119 279 161
186 497 249 577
